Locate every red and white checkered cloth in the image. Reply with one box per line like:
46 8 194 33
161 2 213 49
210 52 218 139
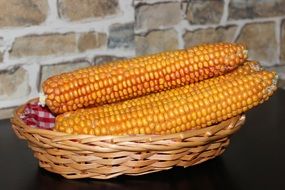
21 101 55 130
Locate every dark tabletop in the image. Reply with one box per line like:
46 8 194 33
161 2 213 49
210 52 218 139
1 89 285 190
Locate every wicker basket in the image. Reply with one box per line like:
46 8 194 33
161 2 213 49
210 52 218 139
11 99 245 179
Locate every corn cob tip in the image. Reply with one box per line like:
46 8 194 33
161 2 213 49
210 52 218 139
221 44 248 68
273 72 278 85
38 92 46 107
243 50 248 58
247 61 262 71
265 72 278 95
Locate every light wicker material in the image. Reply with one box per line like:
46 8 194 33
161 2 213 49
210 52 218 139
11 99 245 179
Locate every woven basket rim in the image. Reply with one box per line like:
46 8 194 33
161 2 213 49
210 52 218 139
10 98 246 179
11 98 245 144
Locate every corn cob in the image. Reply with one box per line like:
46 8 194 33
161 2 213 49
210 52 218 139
54 68 277 136
56 61 260 120
43 42 247 114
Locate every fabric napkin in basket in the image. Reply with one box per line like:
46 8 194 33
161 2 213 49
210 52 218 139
21 101 55 129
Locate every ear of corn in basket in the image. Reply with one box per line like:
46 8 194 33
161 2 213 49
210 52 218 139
42 42 247 114
54 63 277 136
56 61 259 119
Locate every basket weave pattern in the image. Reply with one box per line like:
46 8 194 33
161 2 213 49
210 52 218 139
11 100 245 179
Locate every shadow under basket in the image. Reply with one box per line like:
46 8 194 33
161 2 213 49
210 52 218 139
11 99 246 180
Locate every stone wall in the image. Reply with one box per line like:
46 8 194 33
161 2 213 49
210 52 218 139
0 0 285 119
